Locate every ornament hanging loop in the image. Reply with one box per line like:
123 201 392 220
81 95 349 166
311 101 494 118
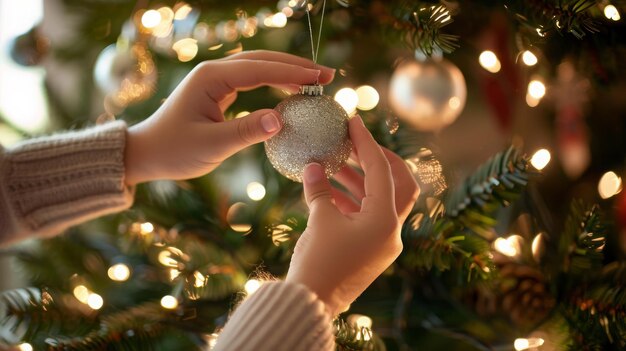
306 0 327 84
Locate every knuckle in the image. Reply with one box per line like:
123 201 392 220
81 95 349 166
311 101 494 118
236 119 257 145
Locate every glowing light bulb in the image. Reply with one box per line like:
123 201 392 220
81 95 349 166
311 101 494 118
348 314 373 329
244 279 261 294
227 202 252 233
530 149 551 170
528 80 546 99
526 93 541 107
87 293 104 310
514 337 545 350
174 3 193 20
17 343 33 351
246 182 266 201
194 271 207 287
140 222 154 234
522 50 538 66
107 263 131 282
272 12 288 27
73 285 90 304
494 235 523 257
355 85 380 111
334 87 359 114
598 171 623 199
142 10 162 28
172 38 198 62
160 295 178 309
532 233 544 258
479 51 501 73
604 5 621 21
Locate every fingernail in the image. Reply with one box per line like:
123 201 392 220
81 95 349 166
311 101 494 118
261 113 280 133
304 163 324 183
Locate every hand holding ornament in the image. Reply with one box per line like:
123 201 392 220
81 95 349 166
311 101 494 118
286 115 420 315
124 50 335 185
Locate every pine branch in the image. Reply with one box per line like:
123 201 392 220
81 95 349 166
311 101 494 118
402 146 530 280
334 318 386 351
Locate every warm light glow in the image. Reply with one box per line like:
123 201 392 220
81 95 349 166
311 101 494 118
528 80 546 99
522 50 538 66
479 51 501 73
598 171 623 199
288 0 298 6
194 271 207 287
531 233 544 258
158 250 179 268
17 343 33 351
530 149 551 170
282 7 294 17
604 4 621 21
174 3 193 20
107 263 131 282
227 202 252 233
355 85 380 111
526 93 541 107
448 97 461 110
87 293 104 310
494 235 523 257
160 295 179 309
514 337 545 351
141 10 162 28
348 314 373 329
334 87 359 114
235 111 250 118
244 279 262 295
73 285 90 304
140 222 154 234
172 38 199 62
272 12 288 27
170 269 181 281
246 182 266 201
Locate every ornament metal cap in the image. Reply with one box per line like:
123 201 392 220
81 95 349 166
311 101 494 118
299 84 324 96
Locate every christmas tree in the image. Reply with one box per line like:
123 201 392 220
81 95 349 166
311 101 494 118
1 0 626 350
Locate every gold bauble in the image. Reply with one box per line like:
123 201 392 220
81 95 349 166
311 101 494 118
265 85 352 182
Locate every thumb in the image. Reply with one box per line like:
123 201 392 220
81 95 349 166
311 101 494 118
218 109 281 155
303 163 335 212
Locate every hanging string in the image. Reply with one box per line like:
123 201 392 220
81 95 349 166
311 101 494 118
305 0 327 84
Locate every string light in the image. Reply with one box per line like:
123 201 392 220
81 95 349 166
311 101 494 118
604 5 621 21
532 233 544 261
107 263 131 282
172 38 199 62
355 85 380 111
17 343 33 351
334 87 359 114
170 269 181 281
246 182 266 201
158 250 179 268
514 337 545 350
598 171 622 199
479 51 501 73
73 285 90 304
530 149 551 170
526 93 541 107
139 222 154 235
521 50 538 66
87 293 104 310
160 295 179 309
272 12 288 27
194 271 207 287
174 3 193 20
494 235 523 257
244 279 261 294
226 202 252 233
528 80 546 99
141 10 162 28
347 314 373 341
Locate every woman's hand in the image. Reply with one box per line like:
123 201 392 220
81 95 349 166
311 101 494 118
286 116 419 315
124 50 335 185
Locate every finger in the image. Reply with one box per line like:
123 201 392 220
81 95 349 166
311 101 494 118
202 60 321 101
303 163 337 215
381 148 420 220
219 92 238 112
348 115 395 212
333 165 366 201
221 50 335 84
211 109 281 159
331 188 360 215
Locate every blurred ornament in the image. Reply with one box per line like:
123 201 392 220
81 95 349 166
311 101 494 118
265 85 352 182
552 59 591 179
8 24 49 66
389 55 466 131
405 148 447 196
94 42 157 111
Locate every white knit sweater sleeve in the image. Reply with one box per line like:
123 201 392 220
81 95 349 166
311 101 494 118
213 281 335 351
0 121 134 246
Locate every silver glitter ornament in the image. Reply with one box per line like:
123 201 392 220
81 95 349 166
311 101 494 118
265 85 352 182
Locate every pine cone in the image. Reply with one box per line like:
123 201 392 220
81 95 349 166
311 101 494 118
499 262 555 326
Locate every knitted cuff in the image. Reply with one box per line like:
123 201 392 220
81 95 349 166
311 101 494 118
213 281 334 351
0 121 134 243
